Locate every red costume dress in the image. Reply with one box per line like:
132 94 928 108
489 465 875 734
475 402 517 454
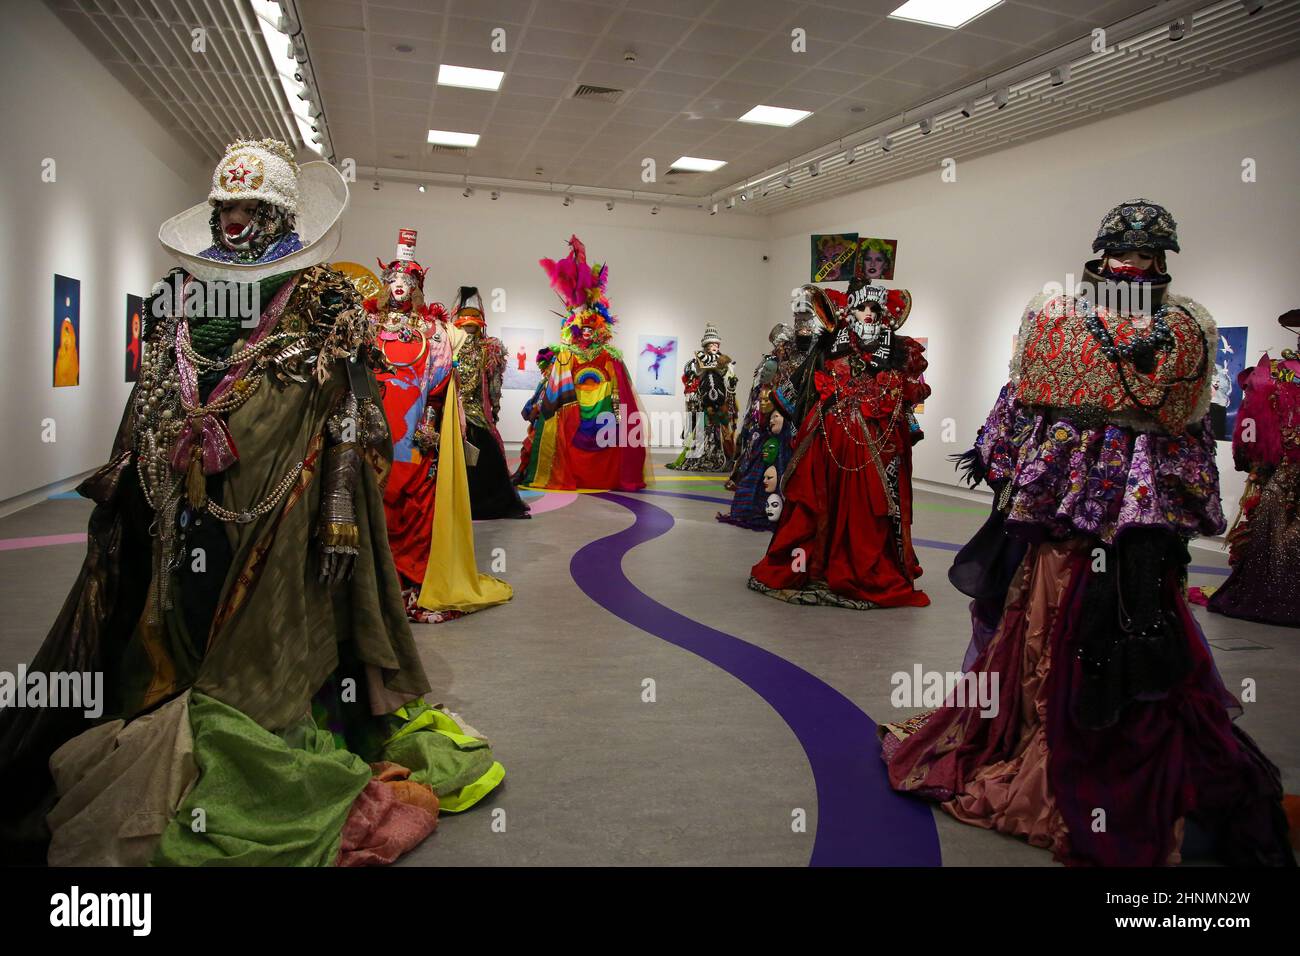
749 285 930 609
1209 327 1300 626
366 296 455 589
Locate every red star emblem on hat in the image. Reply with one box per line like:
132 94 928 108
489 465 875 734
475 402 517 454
225 160 251 186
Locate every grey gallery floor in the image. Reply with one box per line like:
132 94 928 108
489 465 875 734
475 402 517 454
2 451 1295 867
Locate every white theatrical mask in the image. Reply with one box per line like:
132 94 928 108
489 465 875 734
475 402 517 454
765 493 783 522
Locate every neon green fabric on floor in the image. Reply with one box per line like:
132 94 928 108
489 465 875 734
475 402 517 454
382 701 504 812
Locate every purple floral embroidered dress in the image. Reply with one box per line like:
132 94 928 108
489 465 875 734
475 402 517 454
880 287 1292 868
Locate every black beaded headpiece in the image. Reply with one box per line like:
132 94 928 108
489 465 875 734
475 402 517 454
1092 199 1180 254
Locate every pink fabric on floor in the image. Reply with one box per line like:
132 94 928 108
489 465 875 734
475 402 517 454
336 779 438 867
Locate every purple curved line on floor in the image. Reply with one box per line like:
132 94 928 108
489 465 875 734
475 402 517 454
631 489 1230 577
571 491 942 867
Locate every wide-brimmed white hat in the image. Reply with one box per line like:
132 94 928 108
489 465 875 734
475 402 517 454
158 160 348 282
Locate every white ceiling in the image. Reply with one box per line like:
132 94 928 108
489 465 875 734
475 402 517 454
304 0 1161 196
47 0 1300 211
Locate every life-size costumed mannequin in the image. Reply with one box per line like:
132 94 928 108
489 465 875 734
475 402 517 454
718 294 830 530
518 235 648 491
449 287 530 519
0 140 504 866
667 324 739 472
361 256 512 624
881 200 1293 866
748 275 930 609
1209 308 1300 627
512 346 555 485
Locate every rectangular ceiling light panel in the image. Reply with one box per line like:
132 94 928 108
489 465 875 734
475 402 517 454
887 0 1002 29
438 64 505 91
427 129 481 148
737 105 812 127
671 156 728 172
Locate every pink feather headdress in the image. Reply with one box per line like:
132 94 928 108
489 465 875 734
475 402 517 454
539 235 614 342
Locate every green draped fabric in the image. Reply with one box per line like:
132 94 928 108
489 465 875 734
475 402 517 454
153 693 369 867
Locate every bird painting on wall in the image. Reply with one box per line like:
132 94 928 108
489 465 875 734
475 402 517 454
641 339 676 381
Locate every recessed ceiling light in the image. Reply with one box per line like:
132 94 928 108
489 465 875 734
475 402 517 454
738 105 812 127
670 156 728 172
437 64 505 91
427 129 480 148
889 0 998 28
887 0 1002 29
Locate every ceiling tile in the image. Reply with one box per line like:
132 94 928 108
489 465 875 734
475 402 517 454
519 27 600 59
314 26 370 55
367 38 442 64
322 90 374 113
495 91 557 112
371 57 439 84
724 57 808 87
658 49 740 79
376 78 437 100
488 107 548 127
446 0 531 24
679 23 769 57
314 50 370 78
366 7 441 40
624 0 704 17
788 67 873 96
880 56 974 89
638 69 716 96
784 6 880 42
923 30 1026 70
576 62 652 88
373 95 428 116
534 1 618 34
961 4 1075 46
705 78 785 104
604 10 695 47
825 45 909 74
853 17 946 54
328 107 376 128
305 1 366 30
1090 0 1163 23
438 42 509 70
591 37 673 67
369 0 450 12
704 0 803 32
510 52 583 79
499 74 573 97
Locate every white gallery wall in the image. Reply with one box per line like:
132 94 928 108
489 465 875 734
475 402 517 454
0 2 205 507
764 57 1300 521
334 186 769 444
4 0 1298 530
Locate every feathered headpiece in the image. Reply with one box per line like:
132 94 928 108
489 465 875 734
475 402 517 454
539 235 615 344
452 285 486 329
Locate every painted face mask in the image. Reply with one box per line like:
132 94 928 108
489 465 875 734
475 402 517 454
388 274 414 304
765 493 783 522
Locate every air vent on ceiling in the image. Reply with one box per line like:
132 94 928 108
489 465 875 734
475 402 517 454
666 168 701 175
570 83 626 104
427 144 470 154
